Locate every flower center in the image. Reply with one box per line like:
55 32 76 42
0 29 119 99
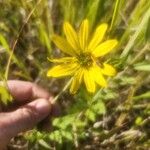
77 52 93 67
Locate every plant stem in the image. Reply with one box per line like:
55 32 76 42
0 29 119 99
51 78 72 103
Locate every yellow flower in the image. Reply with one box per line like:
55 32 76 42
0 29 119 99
47 19 118 94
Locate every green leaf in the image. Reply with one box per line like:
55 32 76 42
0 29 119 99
61 131 73 141
0 34 10 51
135 117 143 125
0 85 12 105
25 130 45 142
75 119 87 128
38 139 51 149
92 101 106 115
0 34 31 80
49 130 63 144
102 89 119 100
38 23 52 54
134 63 150 71
145 17 150 43
53 114 76 129
85 109 96 122
118 76 136 85
68 96 88 113
133 91 150 101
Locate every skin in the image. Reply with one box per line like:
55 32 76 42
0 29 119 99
0 80 54 150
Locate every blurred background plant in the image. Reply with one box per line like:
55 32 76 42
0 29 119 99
0 0 150 149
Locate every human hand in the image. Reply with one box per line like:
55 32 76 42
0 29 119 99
0 80 52 149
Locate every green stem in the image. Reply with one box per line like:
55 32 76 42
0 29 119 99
52 78 72 103
110 0 121 31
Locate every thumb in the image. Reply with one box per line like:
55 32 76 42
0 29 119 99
0 99 51 148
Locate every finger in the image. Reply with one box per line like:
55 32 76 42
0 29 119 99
0 98 51 147
38 102 61 131
7 80 50 102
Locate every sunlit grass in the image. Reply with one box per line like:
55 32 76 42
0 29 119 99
0 0 150 149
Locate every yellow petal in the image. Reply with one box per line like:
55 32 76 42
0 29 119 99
48 57 77 63
70 69 83 94
88 23 108 51
101 63 116 76
78 19 89 51
83 69 95 93
92 39 118 57
63 22 80 53
47 63 78 78
52 34 76 56
91 65 107 87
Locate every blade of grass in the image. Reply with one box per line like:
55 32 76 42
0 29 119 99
119 0 150 46
0 34 19 65
5 0 42 80
0 34 31 80
86 0 102 28
120 5 150 59
109 0 121 31
133 92 150 101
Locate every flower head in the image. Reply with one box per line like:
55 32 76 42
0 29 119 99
47 19 118 94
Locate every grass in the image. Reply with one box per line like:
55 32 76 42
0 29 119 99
0 0 150 149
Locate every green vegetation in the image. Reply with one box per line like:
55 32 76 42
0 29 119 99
0 0 150 149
